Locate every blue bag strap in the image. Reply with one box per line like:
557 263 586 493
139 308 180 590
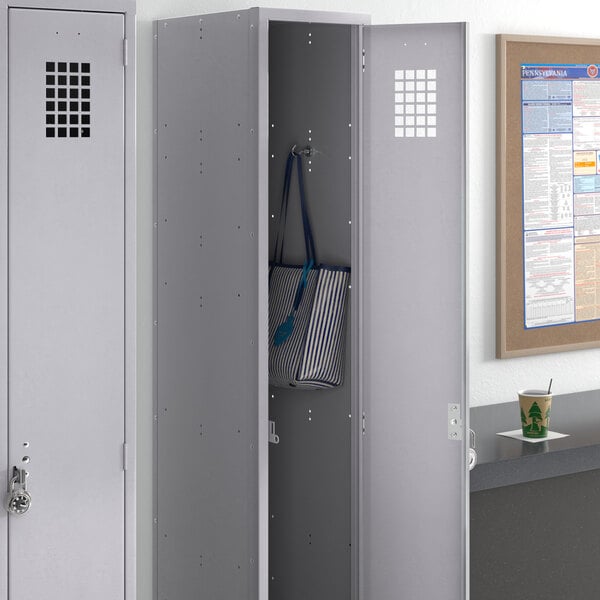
273 257 315 348
272 150 317 265
271 152 318 348
295 153 317 265
272 152 295 264
292 259 314 311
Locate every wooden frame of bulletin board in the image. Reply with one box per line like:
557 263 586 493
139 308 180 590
497 34 600 358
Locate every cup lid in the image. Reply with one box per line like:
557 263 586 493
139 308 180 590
518 389 551 396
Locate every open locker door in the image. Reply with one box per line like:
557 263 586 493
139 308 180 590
360 23 467 600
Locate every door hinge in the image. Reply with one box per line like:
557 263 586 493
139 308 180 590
362 48 366 72
122 443 128 471
448 404 463 441
123 38 128 67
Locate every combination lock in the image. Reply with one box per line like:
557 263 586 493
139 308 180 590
5 467 31 515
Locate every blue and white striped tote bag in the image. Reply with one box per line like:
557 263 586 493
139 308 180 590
269 264 350 388
268 150 350 389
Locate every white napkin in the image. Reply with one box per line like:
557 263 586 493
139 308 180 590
496 429 569 443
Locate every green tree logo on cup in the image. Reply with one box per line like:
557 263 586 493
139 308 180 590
527 402 543 434
518 389 552 438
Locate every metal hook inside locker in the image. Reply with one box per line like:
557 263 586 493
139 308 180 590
290 144 314 158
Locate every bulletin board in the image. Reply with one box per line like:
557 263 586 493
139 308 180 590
497 34 600 358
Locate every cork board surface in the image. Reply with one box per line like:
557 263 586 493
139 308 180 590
497 34 600 358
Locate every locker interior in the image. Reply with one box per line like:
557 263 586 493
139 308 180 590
268 21 355 600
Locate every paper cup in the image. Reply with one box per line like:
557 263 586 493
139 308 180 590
518 389 552 438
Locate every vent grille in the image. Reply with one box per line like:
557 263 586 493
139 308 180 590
45 61 91 138
394 69 437 138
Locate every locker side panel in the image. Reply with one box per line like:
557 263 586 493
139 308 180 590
361 23 467 600
155 12 260 600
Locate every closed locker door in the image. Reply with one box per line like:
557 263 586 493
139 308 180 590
361 23 467 600
7 8 125 599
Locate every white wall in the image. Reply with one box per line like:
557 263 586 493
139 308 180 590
136 0 600 596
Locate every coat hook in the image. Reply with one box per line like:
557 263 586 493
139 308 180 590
290 144 314 157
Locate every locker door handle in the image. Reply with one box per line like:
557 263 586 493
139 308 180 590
468 429 477 471
5 466 31 515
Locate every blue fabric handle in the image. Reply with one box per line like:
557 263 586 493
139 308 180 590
273 258 314 347
272 150 318 347
293 259 314 311
295 154 316 265
272 153 295 265
272 151 317 266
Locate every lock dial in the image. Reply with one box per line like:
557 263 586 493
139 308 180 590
5 467 31 515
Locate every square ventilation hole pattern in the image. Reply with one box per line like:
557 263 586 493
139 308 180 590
394 69 437 138
45 61 91 139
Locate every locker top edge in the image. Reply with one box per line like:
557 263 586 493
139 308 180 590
365 21 467 30
2 0 135 15
155 7 370 27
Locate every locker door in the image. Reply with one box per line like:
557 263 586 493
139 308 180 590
7 8 125 599
361 24 467 599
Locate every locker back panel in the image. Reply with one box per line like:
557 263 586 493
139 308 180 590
361 23 467 600
268 22 352 600
7 8 125 600
155 12 259 600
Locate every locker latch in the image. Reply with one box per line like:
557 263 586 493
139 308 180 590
5 466 31 515
269 420 280 444
468 429 477 471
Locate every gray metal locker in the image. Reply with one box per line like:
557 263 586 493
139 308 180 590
155 8 467 600
0 1 136 599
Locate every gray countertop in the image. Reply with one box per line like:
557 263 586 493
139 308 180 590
470 389 600 492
